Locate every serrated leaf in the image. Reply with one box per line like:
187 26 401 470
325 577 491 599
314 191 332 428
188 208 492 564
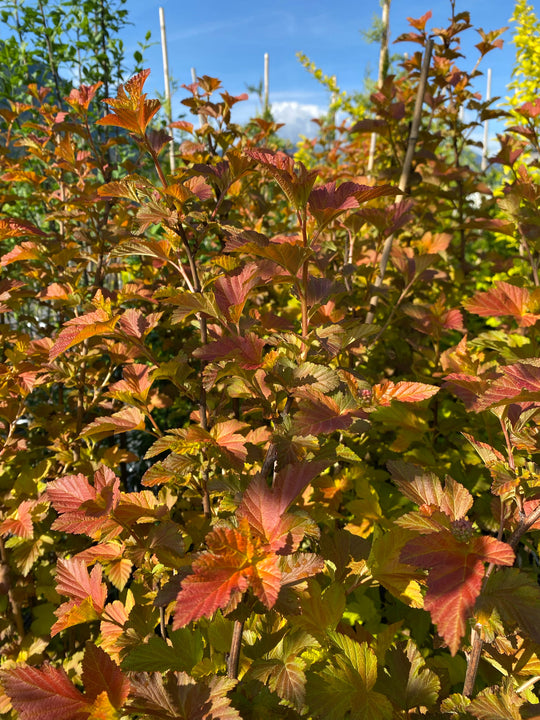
293 391 356 436
371 380 439 406
121 636 195 672
475 360 540 411
193 333 265 370
1 664 89 720
81 407 146 440
245 148 318 210
55 558 107 609
376 640 440 711
291 580 346 637
463 282 540 327
128 671 240 720
477 568 540 644
468 687 523 720
401 532 514 654
97 69 160 135
307 637 393 720
49 309 118 360
52 597 101 636
388 462 472 520
369 527 425 608
173 519 282 628
0 241 41 266
82 644 129 708
237 471 322 553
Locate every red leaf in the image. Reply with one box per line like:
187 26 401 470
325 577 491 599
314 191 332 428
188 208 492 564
55 558 107 612
1 664 89 720
49 309 118 360
401 532 514 654
47 473 96 514
407 10 432 31
194 333 265 370
210 420 249 461
117 308 161 339
308 181 361 225
474 360 540 411
293 391 356 435
47 467 120 537
245 148 318 210
463 282 540 327
0 218 47 240
109 363 154 400
66 82 103 112
372 380 439 406
81 644 129 708
213 263 258 322
442 372 488 412
238 474 313 553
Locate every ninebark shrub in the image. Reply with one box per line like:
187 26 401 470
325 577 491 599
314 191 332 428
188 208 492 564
1 7 540 719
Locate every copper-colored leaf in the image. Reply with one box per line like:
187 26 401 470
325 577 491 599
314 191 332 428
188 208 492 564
49 309 118 360
475 360 540 411
401 532 514 654
81 407 146 440
81 644 129 708
1 664 89 720
372 380 439 406
0 241 41 266
173 520 281 628
293 391 356 436
463 281 540 327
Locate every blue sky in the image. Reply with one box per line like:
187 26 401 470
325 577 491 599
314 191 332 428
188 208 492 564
121 1 534 141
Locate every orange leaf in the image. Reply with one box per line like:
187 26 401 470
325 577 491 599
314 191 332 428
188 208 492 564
463 281 540 327
49 309 118 360
173 520 281 628
372 380 439 406
97 69 160 135
81 407 146 440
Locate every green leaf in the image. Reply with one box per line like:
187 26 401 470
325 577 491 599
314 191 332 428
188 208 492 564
375 640 440 711
307 638 393 720
477 568 540 644
468 687 523 720
121 628 204 672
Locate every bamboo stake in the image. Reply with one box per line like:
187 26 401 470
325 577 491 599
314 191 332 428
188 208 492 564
481 68 492 172
365 36 434 325
264 52 269 114
367 0 391 176
159 7 175 173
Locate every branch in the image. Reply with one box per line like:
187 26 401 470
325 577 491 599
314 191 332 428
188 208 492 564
365 36 434 324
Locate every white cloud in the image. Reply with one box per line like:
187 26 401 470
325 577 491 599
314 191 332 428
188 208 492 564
270 101 326 141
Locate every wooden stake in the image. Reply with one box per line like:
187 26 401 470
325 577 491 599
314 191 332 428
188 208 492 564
481 68 492 172
159 7 175 173
264 52 269 114
367 0 391 176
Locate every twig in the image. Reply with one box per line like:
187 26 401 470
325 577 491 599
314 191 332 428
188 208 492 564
365 36 434 324
227 619 244 679
463 624 483 697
